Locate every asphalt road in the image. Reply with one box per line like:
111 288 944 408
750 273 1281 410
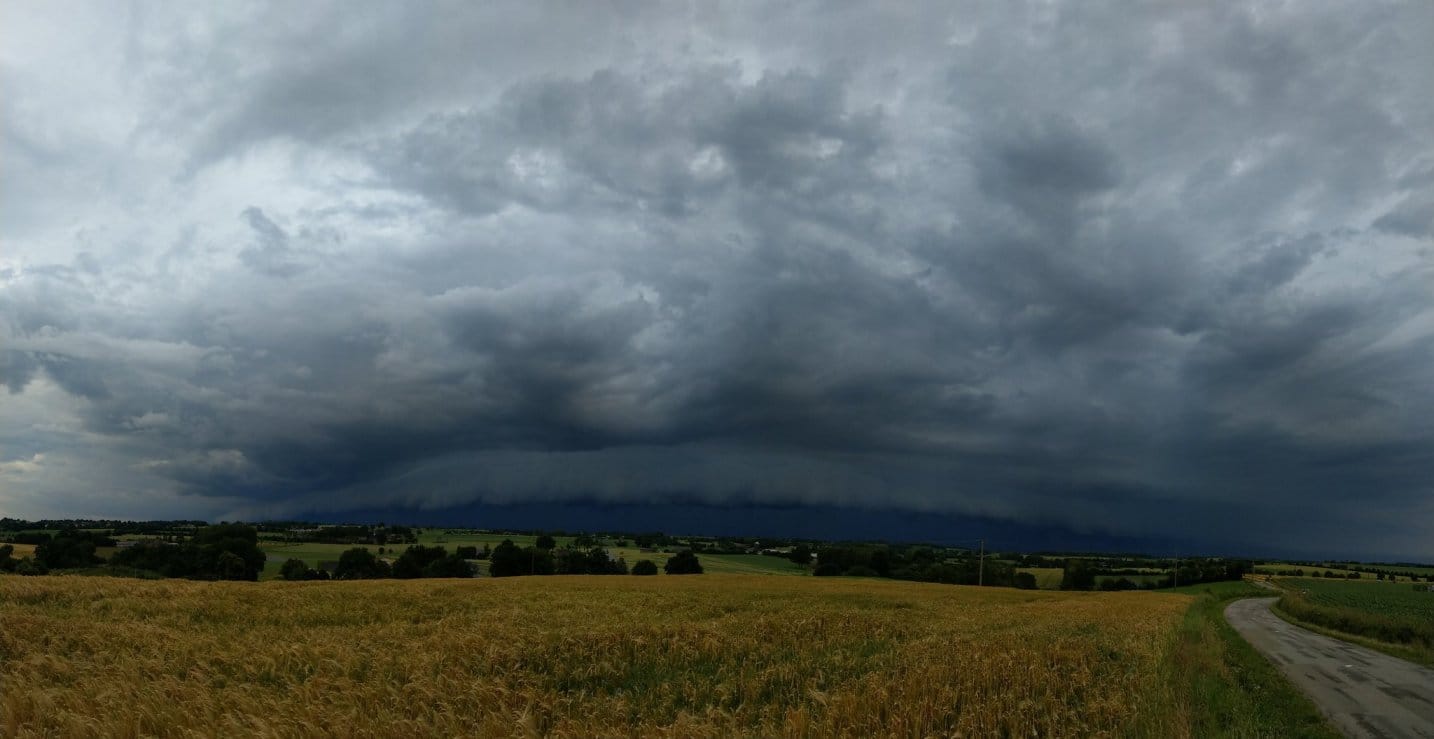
1225 597 1434 739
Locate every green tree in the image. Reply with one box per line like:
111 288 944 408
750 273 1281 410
334 548 390 579
393 545 448 578
192 524 267 581
664 550 703 575
535 534 557 550
631 559 658 575
788 545 813 566
216 550 249 580
1061 559 1097 590
868 548 892 576
423 552 475 578
35 531 101 569
488 540 526 577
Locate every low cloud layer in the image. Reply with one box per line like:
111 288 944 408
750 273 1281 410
3 2 1432 557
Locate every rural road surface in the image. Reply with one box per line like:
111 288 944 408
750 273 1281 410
1226 597 1434 738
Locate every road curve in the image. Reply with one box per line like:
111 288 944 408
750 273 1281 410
1225 597 1434 739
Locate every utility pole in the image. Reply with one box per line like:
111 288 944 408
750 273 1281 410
978 538 985 587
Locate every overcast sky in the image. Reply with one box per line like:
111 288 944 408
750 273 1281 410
2 2 1431 558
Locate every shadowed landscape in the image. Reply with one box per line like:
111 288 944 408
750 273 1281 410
3 0 1432 736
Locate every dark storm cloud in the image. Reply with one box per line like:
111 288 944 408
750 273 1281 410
2 1 1431 557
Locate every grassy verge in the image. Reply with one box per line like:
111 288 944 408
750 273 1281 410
1137 581 1338 738
1270 580 1434 668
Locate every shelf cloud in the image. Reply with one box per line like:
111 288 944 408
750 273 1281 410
2 2 1431 558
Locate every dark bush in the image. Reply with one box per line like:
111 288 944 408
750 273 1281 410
631 559 659 575
663 550 703 575
15 557 48 576
423 552 475 578
280 557 311 581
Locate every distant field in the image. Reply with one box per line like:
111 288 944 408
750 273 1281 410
1275 578 1434 666
1 574 1197 737
258 542 387 578
1 543 37 558
1256 564 1363 578
1017 566 1064 589
1327 564 1434 579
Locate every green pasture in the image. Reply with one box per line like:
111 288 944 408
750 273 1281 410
1255 563 1370 579
1274 577 1434 666
1284 577 1434 621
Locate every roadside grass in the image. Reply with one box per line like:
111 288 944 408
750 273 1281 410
1271 578 1434 668
1141 580 1338 738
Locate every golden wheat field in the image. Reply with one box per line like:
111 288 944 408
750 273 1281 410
0 574 1192 738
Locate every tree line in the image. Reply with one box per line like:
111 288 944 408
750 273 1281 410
0 525 268 580
1060 557 1253 590
287 539 705 579
806 544 1024 587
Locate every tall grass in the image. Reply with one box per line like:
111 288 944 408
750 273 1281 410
1137 581 1337 738
0 574 1200 737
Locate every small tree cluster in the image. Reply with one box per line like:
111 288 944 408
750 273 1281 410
392 545 474 578
488 540 553 577
554 546 628 575
109 524 266 580
0 544 48 576
35 530 114 570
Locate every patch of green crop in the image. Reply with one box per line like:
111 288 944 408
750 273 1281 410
1274 578 1434 666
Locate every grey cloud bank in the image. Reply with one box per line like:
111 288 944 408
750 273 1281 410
2 2 1431 559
